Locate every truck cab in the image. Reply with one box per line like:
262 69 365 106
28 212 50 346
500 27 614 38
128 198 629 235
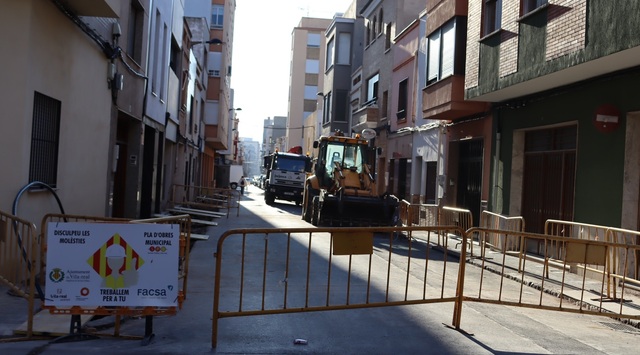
263 151 312 205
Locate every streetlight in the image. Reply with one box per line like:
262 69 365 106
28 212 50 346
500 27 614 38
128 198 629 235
190 38 224 47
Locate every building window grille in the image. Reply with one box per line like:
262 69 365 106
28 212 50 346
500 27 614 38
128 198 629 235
29 92 61 187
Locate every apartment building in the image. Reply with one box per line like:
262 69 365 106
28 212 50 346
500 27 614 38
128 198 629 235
263 116 287 155
465 0 640 233
0 0 121 226
204 0 237 188
0 0 236 222
320 15 354 138
287 17 332 152
389 17 423 203
353 0 426 197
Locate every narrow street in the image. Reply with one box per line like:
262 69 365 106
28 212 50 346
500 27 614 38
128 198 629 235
1 185 639 354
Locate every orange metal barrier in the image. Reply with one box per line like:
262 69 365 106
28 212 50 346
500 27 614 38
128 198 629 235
440 206 474 256
211 224 640 348
0 210 38 340
480 210 525 252
466 227 640 323
39 213 192 316
607 227 640 281
33 213 192 341
399 200 439 227
543 219 640 299
211 226 468 347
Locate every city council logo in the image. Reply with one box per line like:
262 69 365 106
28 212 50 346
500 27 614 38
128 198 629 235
49 268 65 283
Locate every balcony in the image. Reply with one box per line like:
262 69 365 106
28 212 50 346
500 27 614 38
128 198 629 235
57 0 119 17
351 105 379 133
422 75 488 121
204 124 228 151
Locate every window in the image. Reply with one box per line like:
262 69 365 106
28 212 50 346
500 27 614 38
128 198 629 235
307 33 321 47
304 85 318 100
169 39 180 74
366 74 379 103
208 51 222 77
522 0 547 15
396 79 408 121
160 24 168 100
151 10 161 94
335 90 348 122
378 9 384 34
337 33 351 65
188 96 194 134
322 92 332 124
127 1 144 64
483 0 502 36
326 37 335 69
381 91 388 118
385 23 392 50
211 5 224 28
29 92 61 187
426 19 456 85
372 16 377 38
305 59 319 73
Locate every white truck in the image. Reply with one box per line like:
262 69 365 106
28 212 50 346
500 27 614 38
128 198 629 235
215 164 244 189
263 151 312 205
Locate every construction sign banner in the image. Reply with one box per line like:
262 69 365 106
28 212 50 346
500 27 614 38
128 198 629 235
44 222 179 307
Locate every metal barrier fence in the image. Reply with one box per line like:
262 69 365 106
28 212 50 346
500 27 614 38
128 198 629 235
39 213 192 315
212 225 640 347
479 210 525 252
397 202 466 250
31 213 192 342
212 226 468 347
1 211 194 342
0 210 38 340
398 200 439 227
440 206 474 256
607 227 640 283
170 184 240 218
543 219 640 299
466 227 640 322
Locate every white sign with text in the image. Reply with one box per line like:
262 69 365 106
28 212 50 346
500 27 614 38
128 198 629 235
45 222 179 307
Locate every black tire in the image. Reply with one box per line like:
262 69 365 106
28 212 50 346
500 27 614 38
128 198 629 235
302 189 312 222
265 192 275 205
230 182 238 190
311 196 321 226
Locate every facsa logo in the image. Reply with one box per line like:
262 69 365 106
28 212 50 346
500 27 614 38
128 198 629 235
137 288 167 297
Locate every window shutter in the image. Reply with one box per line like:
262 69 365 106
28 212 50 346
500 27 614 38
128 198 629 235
441 21 455 78
427 31 441 82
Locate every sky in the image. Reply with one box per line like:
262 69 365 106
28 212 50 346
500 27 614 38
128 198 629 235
231 0 351 142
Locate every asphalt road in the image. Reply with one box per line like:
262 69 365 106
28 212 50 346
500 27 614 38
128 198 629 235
1 185 639 354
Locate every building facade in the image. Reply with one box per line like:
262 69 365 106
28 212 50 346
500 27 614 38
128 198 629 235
466 0 640 233
1 0 122 225
287 17 332 152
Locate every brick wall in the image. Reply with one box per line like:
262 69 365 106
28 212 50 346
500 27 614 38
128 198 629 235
499 0 520 77
546 0 587 60
465 0 482 90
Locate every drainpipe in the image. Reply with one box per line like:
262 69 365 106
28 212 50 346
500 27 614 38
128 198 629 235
438 122 447 205
493 132 501 212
